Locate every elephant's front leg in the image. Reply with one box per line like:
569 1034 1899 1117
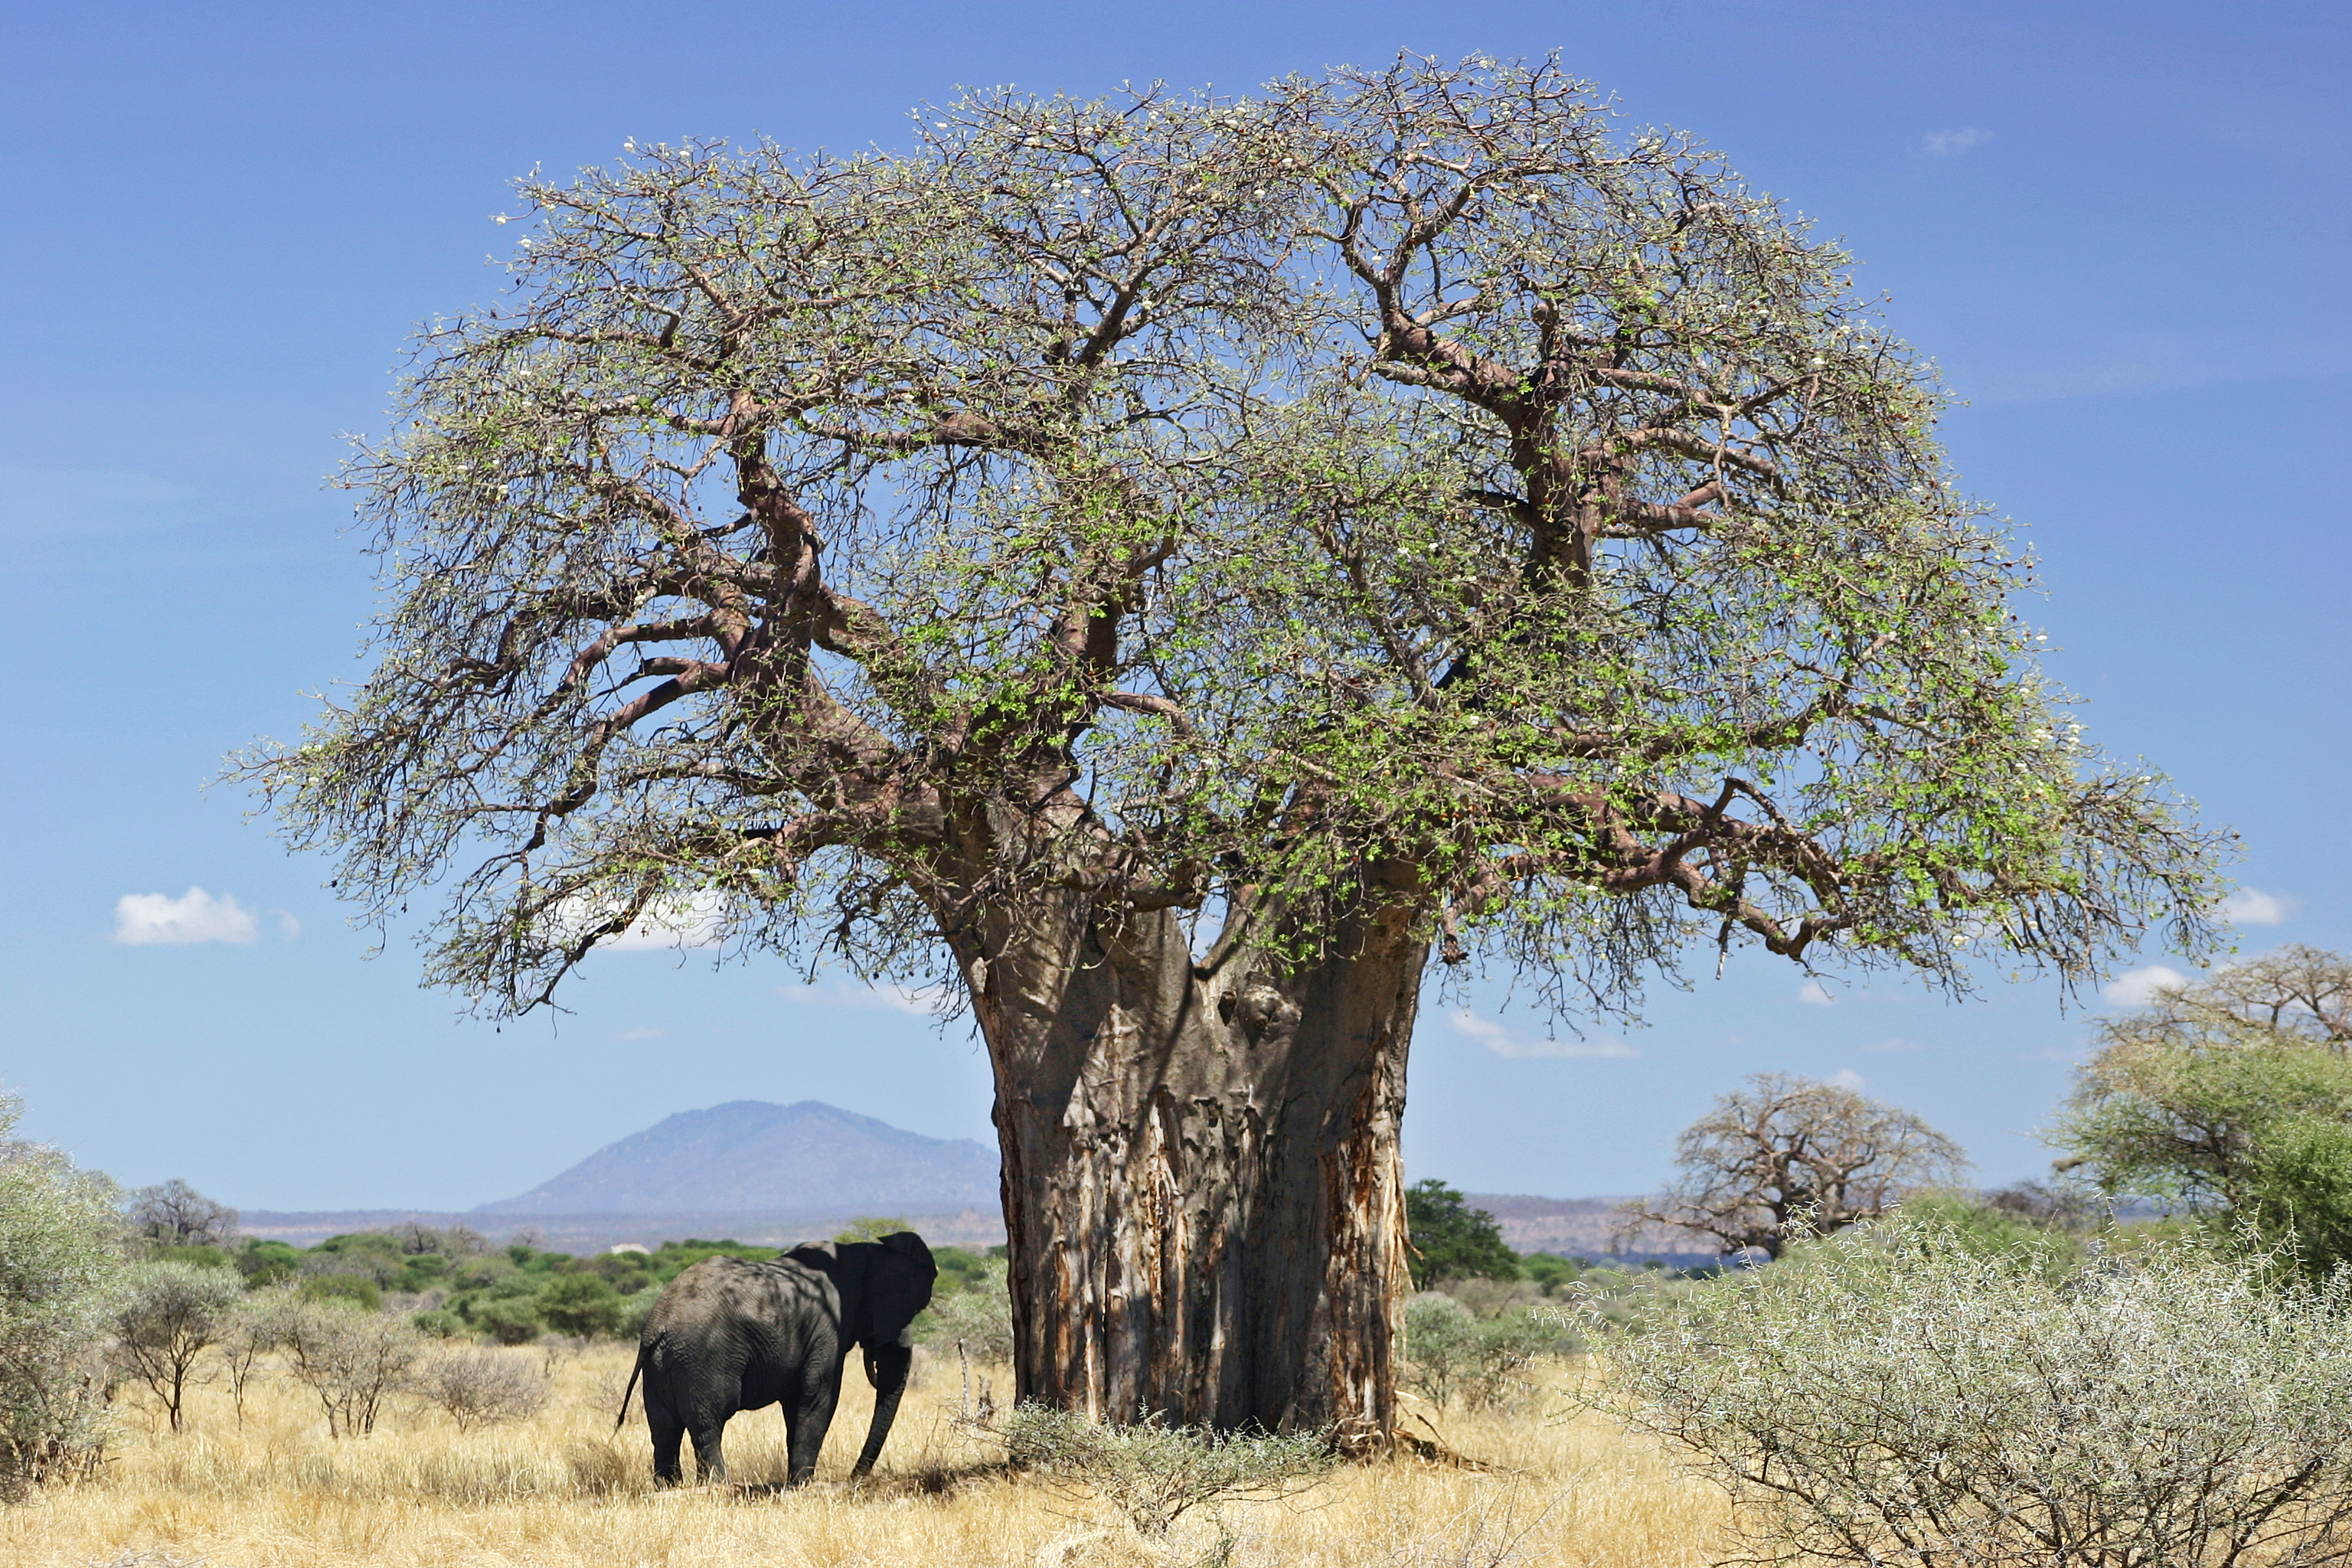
785 1363 843 1485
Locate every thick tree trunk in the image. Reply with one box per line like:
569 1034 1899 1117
952 890 1426 1444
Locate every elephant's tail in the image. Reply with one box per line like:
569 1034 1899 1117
615 1344 646 1432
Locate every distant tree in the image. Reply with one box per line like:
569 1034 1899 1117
416 1348 549 1430
263 1295 423 1438
124 1180 237 1251
384 1221 492 1257
0 1089 123 1497
1619 1073 1967 1259
834 1216 915 1245
1404 1180 1521 1289
113 1261 243 1433
2052 948 2352 1279
214 1302 270 1426
241 57 2223 1435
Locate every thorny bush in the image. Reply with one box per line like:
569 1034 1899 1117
1596 1212 2352 1566
998 1404 1335 1535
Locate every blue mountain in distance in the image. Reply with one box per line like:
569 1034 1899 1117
474 1099 999 1217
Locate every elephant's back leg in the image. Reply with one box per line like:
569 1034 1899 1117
642 1375 688 1486
785 1362 840 1486
690 1415 730 1484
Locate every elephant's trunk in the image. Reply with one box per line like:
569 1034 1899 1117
850 1341 913 1478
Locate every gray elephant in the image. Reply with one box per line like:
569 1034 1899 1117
616 1231 936 1485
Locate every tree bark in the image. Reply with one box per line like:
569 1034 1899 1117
953 887 1426 1443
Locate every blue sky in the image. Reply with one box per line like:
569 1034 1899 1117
2 2 2344 1211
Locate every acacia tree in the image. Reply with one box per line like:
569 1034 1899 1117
2053 947 2352 1278
1617 1073 1969 1259
244 58 2221 1440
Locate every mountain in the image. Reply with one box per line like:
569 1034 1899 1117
474 1100 1000 1217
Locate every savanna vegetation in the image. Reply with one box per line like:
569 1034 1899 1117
8 995 2352 1564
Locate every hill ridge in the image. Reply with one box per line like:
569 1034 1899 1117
475 1099 1000 1217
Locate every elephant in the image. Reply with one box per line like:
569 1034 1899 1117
616 1230 936 1486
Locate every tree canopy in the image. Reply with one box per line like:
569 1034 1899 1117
245 54 2221 1022
1403 1179 1521 1289
2052 947 2352 1279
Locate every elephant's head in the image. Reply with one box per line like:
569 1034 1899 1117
786 1231 937 1476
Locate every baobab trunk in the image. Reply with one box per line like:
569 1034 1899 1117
956 891 1426 1442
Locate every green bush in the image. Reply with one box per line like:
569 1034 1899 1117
537 1273 625 1338
235 1239 301 1288
1598 1212 2352 1566
1896 1189 2083 1279
930 1245 996 1296
1401 1293 1557 1412
921 1259 1014 1364
471 1295 540 1346
299 1273 383 1313
1519 1253 1583 1294
0 1091 122 1498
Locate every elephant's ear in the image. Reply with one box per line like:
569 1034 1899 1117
879 1231 933 1268
863 1232 938 1348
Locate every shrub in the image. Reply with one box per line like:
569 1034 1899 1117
999 1404 1333 1535
262 1295 423 1438
1597 1213 2352 1566
922 1259 1014 1364
298 1272 383 1313
213 1302 271 1426
471 1295 541 1345
414 1348 548 1430
113 1261 243 1433
0 1089 123 1500
1402 1294 1557 1413
537 1274 624 1338
234 1239 300 1287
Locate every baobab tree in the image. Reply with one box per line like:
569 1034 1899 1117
243 57 2223 1443
1616 1073 1969 1259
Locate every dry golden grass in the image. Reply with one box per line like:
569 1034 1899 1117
0 1345 1736 1567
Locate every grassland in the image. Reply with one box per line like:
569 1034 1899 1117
1 1345 1734 1567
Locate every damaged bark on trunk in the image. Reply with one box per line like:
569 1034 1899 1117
950 885 1426 1442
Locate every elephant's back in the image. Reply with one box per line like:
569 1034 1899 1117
642 1255 835 1357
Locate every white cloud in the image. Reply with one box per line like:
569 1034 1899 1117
1922 127 1991 156
1796 979 1836 1006
599 890 726 950
2102 965 2187 1007
1448 1009 1637 1060
273 910 302 941
2222 887 2295 927
1859 1037 1924 1055
111 887 259 946
1829 1068 1867 1091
